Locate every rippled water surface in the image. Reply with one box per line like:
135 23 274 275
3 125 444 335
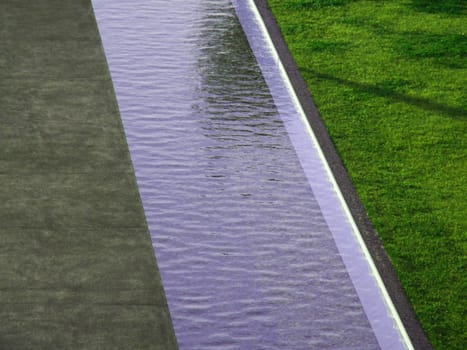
92 1 406 349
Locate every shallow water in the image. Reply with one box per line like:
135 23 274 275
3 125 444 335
92 1 407 349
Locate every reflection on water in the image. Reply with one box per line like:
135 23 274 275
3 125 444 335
197 7 282 145
92 0 385 349
196 2 290 194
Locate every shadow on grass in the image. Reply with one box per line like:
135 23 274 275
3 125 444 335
300 39 352 53
397 32 467 69
338 15 466 69
399 33 467 58
283 0 356 10
409 0 466 15
302 68 467 119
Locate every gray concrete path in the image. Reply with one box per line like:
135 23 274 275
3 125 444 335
0 1 177 349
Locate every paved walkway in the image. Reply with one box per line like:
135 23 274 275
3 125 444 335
0 1 177 349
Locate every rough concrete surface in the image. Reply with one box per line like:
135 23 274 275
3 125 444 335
0 1 178 349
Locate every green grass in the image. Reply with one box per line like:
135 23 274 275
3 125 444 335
267 0 466 349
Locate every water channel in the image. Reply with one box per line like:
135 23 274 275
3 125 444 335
92 0 409 349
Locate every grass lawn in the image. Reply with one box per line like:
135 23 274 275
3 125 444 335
266 0 466 349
